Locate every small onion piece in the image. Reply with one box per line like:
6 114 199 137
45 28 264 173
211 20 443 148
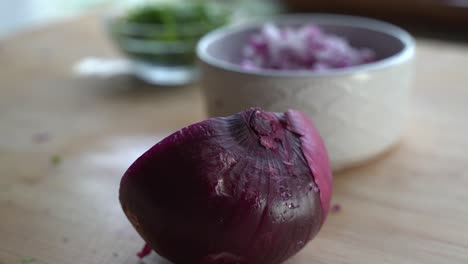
120 108 333 264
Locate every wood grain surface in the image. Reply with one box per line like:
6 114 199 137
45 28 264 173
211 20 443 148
1 16 468 264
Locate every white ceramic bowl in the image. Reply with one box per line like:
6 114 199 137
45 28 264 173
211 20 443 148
197 14 415 170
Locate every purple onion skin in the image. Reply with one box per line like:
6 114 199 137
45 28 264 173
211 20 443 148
120 108 332 264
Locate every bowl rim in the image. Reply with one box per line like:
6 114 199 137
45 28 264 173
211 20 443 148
196 13 416 77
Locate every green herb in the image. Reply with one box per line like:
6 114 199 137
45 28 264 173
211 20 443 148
51 155 62 166
111 2 228 67
20 257 35 264
126 2 225 24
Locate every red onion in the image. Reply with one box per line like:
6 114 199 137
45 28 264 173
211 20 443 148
120 108 332 264
242 23 376 71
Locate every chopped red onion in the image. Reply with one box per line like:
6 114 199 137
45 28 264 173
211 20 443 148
241 23 376 71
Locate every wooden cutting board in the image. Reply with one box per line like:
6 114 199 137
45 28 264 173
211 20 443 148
1 16 468 264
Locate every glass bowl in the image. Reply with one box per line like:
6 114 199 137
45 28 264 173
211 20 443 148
106 4 228 86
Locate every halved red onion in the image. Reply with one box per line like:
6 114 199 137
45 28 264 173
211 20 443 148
120 108 333 264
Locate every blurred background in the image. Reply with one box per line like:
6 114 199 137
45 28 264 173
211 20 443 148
2 0 466 85
0 0 107 38
1 0 467 39
0 0 279 38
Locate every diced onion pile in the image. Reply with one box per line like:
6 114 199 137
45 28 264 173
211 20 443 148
241 23 376 71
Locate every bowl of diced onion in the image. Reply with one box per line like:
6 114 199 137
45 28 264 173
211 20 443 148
197 14 415 170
